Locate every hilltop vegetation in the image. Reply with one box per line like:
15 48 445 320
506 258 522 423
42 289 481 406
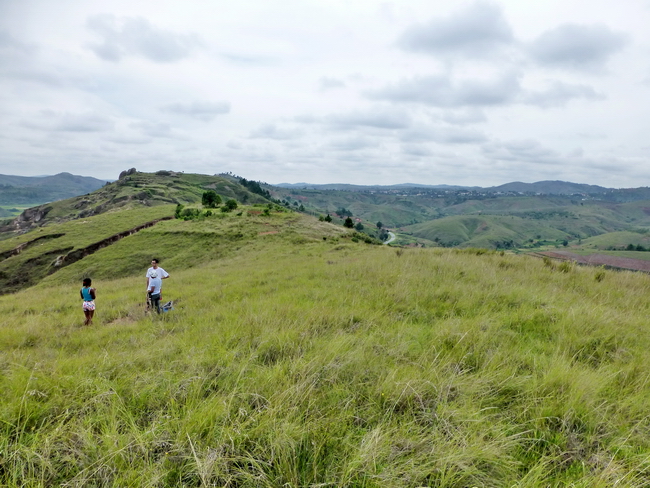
1 201 649 486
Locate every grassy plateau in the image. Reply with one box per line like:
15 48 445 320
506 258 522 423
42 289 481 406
1 205 650 486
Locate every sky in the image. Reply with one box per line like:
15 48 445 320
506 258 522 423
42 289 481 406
1 0 649 187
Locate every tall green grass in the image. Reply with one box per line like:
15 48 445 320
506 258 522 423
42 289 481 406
1 212 650 486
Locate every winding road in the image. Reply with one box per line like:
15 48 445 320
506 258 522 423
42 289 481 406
384 231 396 244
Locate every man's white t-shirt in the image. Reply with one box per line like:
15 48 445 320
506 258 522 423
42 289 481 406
146 267 169 279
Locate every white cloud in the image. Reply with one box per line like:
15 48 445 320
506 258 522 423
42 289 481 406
369 72 522 107
319 76 346 90
397 1 514 58
86 14 203 63
160 101 231 121
325 108 412 129
249 123 302 140
20 111 114 132
522 81 605 108
528 23 627 72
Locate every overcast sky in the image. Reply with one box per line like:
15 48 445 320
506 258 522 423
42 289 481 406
1 0 649 187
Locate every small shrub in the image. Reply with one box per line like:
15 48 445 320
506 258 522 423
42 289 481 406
181 208 200 220
174 204 184 219
594 269 606 282
558 261 574 273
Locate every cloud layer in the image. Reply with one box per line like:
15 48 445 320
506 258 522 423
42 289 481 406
0 0 648 187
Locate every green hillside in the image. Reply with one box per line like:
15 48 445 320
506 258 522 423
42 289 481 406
0 171 270 236
1 201 649 486
0 171 273 294
0 172 107 206
402 215 571 248
271 186 650 250
580 230 650 250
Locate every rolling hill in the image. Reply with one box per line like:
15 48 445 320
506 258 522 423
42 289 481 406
269 184 650 250
0 171 273 294
0 172 108 205
0 170 270 235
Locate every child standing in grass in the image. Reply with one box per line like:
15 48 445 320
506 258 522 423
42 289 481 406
80 277 96 325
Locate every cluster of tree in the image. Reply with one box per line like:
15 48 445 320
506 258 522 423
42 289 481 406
625 243 650 252
316 212 390 242
260 203 291 216
239 178 271 199
176 197 238 220
275 198 305 211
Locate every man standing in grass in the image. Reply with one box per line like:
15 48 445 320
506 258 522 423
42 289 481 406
146 258 169 311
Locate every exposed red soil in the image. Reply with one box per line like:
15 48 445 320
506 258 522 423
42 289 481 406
535 251 650 272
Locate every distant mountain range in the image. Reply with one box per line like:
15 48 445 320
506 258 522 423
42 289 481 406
275 180 615 194
488 181 610 194
276 182 474 191
0 172 108 205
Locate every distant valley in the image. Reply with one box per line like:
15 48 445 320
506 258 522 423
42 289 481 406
0 172 108 209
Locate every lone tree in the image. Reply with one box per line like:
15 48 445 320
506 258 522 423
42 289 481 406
202 190 222 208
376 221 383 229
324 214 332 223
344 217 354 228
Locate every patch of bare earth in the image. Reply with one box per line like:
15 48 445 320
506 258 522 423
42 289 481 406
536 251 650 272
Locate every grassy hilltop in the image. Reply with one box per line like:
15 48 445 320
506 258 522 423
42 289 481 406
0 171 270 294
1 191 650 486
